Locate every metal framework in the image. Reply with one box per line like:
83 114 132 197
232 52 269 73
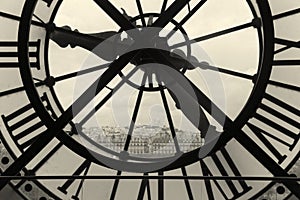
0 0 299 199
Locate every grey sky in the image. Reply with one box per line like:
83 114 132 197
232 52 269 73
0 0 299 199
49 0 263 130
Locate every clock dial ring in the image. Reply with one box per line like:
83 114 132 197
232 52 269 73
16 0 272 170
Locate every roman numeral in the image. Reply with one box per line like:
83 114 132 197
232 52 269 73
200 147 252 200
0 40 41 69
247 93 299 164
1 93 55 151
57 160 91 199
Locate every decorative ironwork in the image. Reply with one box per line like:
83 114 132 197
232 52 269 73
0 0 299 199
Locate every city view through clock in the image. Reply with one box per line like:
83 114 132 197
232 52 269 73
0 0 299 199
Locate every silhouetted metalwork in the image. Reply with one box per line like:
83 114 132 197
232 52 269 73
0 0 299 199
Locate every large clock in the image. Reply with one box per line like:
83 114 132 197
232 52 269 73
0 0 299 199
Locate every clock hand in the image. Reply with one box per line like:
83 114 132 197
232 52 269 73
48 24 129 61
134 49 211 140
49 24 116 49
143 49 224 138
49 24 198 71
164 65 230 129
166 86 210 138
58 0 189 66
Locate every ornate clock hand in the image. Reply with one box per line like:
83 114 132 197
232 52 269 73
48 24 125 61
49 24 116 49
141 49 222 125
49 24 193 67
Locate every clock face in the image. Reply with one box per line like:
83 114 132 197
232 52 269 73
0 0 299 199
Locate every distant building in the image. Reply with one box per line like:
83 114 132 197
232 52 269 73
83 125 204 155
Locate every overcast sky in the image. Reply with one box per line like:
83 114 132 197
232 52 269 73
0 0 296 130
46 0 263 131
0 1 299 199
